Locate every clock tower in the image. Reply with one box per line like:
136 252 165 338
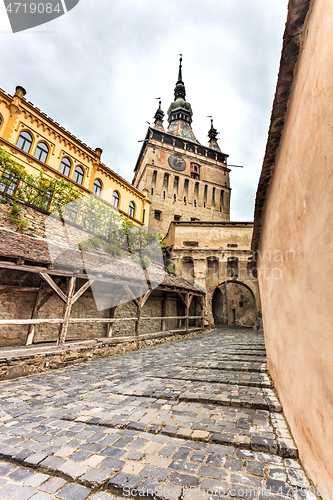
132 57 231 236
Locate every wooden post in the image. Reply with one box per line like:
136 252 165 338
161 293 167 331
57 277 76 347
26 281 44 346
107 306 117 337
135 294 143 343
185 293 189 333
201 296 205 329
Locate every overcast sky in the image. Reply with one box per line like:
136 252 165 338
0 0 288 221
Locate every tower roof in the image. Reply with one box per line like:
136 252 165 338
208 118 221 152
153 100 165 132
167 56 199 143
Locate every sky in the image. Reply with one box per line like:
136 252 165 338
0 0 289 221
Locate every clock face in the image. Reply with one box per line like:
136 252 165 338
168 154 186 172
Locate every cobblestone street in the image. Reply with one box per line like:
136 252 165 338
0 327 313 500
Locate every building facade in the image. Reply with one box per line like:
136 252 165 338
252 0 333 491
0 85 150 226
132 58 230 235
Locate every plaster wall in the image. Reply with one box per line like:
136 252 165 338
257 0 333 491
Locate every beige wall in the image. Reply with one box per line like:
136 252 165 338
0 86 150 226
257 0 333 492
166 222 260 327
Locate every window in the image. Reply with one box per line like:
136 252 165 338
173 176 179 190
174 215 181 222
163 173 169 188
163 191 166 199
194 200 197 207
73 166 84 185
142 209 145 224
0 170 18 195
129 201 135 218
112 191 120 208
34 142 49 163
227 257 239 278
154 210 161 221
190 163 200 180
184 179 189 193
60 157 72 177
152 170 157 186
173 194 176 202
16 131 33 153
93 179 102 196
191 217 200 221
184 196 187 205
0 115 3 128
151 188 154 195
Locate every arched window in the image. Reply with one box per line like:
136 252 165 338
59 157 72 177
0 115 3 128
73 166 84 185
129 201 135 218
93 179 102 196
16 131 33 153
34 142 49 163
112 191 120 208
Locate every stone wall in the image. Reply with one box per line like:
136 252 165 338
0 269 181 347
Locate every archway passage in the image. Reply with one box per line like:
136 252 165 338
212 281 256 328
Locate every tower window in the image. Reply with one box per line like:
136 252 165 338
174 215 181 222
16 131 33 153
142 209 145 224
163 173 169 188
194 182 199 195
59 157 72 177
112 191 120 208
204 184 208 202
152 170 157 186
173 194 176 202
190 163 200 180
163 191 166 199
154 210 161 221
151 188 154 195
34 142 49 163
93 179 102 196
173 176 179 191
184 179 189 193
184 196 187 205
212 187 216 206
194 200 197 207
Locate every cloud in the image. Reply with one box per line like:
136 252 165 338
0 0 288 221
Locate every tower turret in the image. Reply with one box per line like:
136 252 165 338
153 100 165 132
208 118 221 152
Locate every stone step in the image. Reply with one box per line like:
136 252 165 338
182 361 267 373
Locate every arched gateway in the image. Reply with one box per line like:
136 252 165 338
212 280 257 328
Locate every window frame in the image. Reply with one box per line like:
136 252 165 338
16 131 33 154
93 179 102 197
59 157 72 177
129 201 136 218
34 142 49 163
112 190 120 208
73 165 84 185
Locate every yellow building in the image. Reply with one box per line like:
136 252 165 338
0 85 150 226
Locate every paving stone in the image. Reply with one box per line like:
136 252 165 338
108 472 143 492
40 476 67 493
39 455 66 472
198 465 228 480
200 478 229 495
58 459 88 480
8 467 35 483
57 482 91 500
24 472 49 487
169 471 199 487
90 493 114 500
0 482 21 499
80 467 113 486
6 486 36 500
140 465 170 481
246 461 265 476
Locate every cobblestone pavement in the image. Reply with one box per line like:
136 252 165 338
0 327 314 500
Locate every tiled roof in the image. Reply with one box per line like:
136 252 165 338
0 229 204 294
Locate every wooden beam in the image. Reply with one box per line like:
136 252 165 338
107 306 117 337
26 281 44 346
37 278 66 311
0 315 189 326
141 289 152 307
185 292 190 333
161 293 167 332
135 294 143 341
57 277 76 347
122 284 139 306
72 280 95 305
176 291 186 306
0 286 40 292
39 273 67 303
